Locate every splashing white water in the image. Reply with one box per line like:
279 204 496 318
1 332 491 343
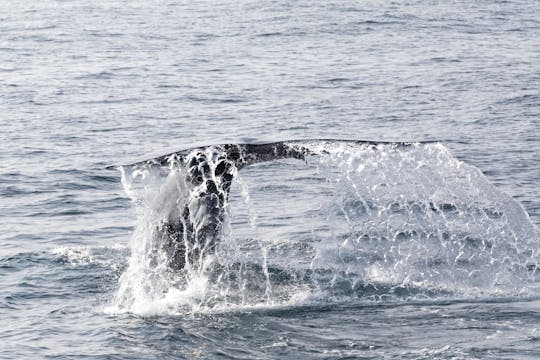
108 142 540 315
305 142 538 298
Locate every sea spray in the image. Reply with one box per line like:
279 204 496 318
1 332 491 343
109 142 539 315
308 142 539 297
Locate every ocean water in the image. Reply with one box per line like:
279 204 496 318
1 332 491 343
1 0 540 359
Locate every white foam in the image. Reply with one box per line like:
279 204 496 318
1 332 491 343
53 244 127 270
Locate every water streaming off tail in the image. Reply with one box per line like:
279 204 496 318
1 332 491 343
108 142 539 315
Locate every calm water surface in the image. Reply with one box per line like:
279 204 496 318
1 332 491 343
1 0 539 359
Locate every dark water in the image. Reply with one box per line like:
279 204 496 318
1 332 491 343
1 0 540 359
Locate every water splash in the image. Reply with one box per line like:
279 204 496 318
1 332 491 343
108 142 540 315
306 142 539 299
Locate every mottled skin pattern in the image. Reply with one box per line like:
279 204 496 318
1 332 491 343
161 149 237 270
159 142 311 270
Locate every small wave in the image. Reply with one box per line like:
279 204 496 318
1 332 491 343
0 251 52 269
255 32 283 37
497 94 539 106
53 245 128 271
183 95 246 104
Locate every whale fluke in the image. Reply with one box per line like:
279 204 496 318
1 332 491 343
106 139 434 170
108 139 436 270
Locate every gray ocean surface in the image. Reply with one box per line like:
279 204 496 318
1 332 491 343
1 0 540 359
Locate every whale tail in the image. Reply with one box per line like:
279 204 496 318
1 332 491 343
108 139 436 270
106 139 434 170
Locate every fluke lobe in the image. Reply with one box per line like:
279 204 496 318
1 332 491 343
108 139 431 270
